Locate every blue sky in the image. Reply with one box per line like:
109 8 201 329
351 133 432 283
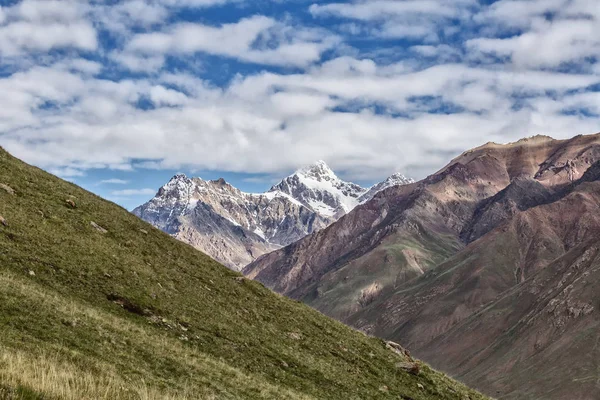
0 0 598 210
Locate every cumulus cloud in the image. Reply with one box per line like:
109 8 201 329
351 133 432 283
111 188 157 196
470 0 600 69
0 0 97 56
310 0 475 40
101 179 130 185
120 16 340 68
0 0 598 184
1 54 598 180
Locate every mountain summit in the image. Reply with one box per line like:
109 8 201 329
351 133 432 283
296 160 337 180
134 162 412 270
269 160 367 218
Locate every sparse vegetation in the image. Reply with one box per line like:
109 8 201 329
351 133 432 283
0 147 487 399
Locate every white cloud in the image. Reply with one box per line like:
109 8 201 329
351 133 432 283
470 0 600 69
13 0 87 23
468 19 599 69
159 0 239 6
110 52 166 73
49 166 86 178
149 85 189 106
0 1 97 56
121 16 339 68
309 1 472 21
0 21 97 56
54 58 103 75
111 188 157 196
101 179 130 185
1 55 598 181
0 0 598 185
93 0 244 35
309 0 475 40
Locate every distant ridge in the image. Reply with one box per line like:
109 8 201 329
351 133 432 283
134 161 412 270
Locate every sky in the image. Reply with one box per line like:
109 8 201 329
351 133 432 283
0 0 598 210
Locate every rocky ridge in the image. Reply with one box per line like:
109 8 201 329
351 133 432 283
134 161 412 270
244 132 600 399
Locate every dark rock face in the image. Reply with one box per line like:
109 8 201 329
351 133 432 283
460 178 556 243
245 133 600 399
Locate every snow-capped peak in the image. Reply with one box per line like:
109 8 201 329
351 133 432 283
157 173 196 201
270 161 365 218
381 173 414 187
134 164 413 270
296 160 337 181
358 172 415 203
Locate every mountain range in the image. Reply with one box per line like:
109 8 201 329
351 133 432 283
0 146 485 399
133 161 413 270
245 133 600 399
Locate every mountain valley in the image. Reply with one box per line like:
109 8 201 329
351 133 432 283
0 146 484 399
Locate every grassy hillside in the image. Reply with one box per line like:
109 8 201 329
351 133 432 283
0 147 486 399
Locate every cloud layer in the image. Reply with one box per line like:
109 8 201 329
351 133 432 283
0 0 598 185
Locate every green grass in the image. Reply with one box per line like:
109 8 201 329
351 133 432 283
0 147 487 399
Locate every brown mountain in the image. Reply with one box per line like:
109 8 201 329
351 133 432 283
244 133 600 399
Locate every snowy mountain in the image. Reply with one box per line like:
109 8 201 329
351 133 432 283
133 161 412 270
269 161 366 218
358 173 414 203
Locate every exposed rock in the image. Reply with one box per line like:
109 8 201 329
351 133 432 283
245 133 600 319
246 133 600 399
139 229 148 234
90 221 108 234
0 183 15 195
65 199 76 208
358 282 382 307
386 341 413 361
396 362 420 375
28 270 35 276
0 215 7 227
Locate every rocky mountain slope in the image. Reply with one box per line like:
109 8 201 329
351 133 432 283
0 147 485 399
270 160 366 218
134 161 412 270
244 133 600 399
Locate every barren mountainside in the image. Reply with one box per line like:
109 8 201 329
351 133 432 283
244 133 600 399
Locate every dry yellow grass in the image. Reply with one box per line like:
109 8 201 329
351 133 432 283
0 270 313 400
0 348 190 400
